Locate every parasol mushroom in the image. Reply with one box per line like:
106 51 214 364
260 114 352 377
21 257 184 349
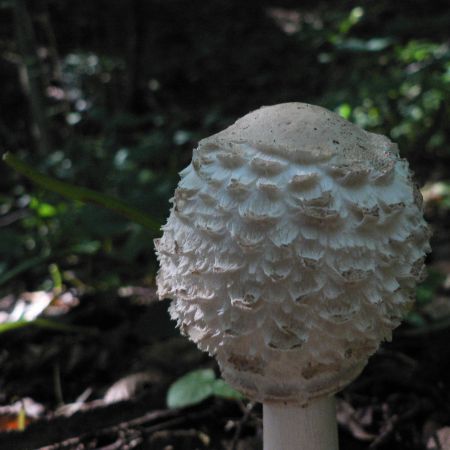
155 103 431 450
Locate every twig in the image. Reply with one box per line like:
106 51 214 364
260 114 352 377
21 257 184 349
38 406 214 450
0 392 177 450
41 426 143 450
230 401 256 450
369 401 422 448
53 364 64 407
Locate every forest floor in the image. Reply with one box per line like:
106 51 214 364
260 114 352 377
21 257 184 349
0 194 449 450
0 282 449 449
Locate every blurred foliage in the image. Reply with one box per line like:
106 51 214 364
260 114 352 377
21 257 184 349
406 268 447 327
1 0 449 297
416 269 446 307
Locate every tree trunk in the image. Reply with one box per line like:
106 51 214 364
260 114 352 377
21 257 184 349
14 0 51 154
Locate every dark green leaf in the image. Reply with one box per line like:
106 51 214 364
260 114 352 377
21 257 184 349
3 152 161 232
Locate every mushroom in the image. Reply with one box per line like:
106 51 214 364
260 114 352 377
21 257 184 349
155 103 431 449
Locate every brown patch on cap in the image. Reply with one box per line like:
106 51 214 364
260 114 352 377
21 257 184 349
227 353 265 375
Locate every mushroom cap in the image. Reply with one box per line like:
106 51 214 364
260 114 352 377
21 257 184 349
204 103 391 171
155 103 431 404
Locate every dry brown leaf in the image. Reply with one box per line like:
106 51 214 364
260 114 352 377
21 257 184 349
427 427 450 450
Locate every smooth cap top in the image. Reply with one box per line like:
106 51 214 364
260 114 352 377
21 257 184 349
200 102 397 170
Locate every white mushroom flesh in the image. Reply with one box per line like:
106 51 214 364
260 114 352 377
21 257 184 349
155 103 431 404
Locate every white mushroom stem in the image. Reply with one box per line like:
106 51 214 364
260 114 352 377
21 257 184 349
263 396 338 450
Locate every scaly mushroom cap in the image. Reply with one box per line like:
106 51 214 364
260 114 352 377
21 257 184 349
155 103 431 404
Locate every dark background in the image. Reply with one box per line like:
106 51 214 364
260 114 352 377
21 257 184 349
0 1 449 449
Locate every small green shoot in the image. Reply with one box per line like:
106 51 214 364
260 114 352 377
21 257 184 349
167 369 242 409
17 404 26 431
49 263 63 294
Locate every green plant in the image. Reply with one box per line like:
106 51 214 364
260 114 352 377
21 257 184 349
166 369 242 409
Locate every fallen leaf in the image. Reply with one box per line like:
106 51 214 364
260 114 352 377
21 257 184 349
104 372 161 404
0 398 45 431
427 427 450 450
